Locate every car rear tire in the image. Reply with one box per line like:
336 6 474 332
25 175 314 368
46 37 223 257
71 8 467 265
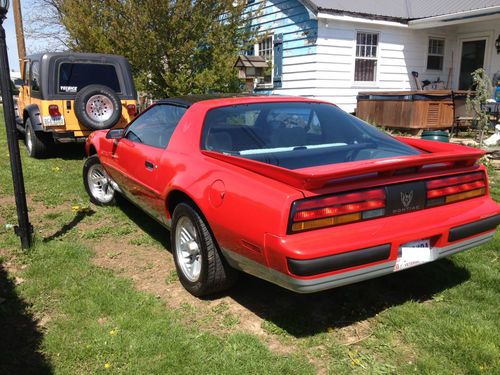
25 118 51 158
83 155 116 206
171 202 237 297
75 84 122 130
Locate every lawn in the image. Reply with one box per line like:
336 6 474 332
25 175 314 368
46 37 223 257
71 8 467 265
0 116 499 374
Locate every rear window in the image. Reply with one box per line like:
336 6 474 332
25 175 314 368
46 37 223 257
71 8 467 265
58 63 121 93
201 102 419 170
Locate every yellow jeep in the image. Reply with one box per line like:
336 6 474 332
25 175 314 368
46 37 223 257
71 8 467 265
16 52 138 158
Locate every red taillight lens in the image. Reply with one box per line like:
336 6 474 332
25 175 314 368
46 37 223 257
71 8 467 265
127 104 137 116
426 172 486 207
48 105 61 117
290 188 386 233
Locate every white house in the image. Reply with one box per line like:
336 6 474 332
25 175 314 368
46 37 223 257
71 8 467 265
247 0 500 113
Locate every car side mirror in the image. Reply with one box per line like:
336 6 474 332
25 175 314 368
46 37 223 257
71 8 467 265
106 129 125 140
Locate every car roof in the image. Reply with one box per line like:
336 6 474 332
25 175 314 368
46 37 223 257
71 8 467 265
25 52 130 62
157 94 325 107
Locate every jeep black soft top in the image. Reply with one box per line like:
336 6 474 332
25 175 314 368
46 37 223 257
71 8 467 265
26 52 137 100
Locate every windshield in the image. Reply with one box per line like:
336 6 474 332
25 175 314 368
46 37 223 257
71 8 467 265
201 102 419 170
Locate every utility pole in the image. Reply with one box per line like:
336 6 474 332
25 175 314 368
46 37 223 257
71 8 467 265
12 0 25 63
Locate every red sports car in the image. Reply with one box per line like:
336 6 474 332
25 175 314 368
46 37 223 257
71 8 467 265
84 96 500 297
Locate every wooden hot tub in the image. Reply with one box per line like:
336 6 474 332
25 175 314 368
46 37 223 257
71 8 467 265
356 90 465 130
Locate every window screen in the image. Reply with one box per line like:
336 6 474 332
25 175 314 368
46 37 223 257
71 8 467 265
58 63 121 93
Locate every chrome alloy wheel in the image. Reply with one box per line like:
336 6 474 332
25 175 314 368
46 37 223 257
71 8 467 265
175 216 202 282
87 163 114 203
85 94 114 122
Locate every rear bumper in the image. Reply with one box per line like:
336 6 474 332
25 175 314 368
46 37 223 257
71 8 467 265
222 231 495 293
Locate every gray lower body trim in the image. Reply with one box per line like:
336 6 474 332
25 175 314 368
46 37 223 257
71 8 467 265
221 231 495 294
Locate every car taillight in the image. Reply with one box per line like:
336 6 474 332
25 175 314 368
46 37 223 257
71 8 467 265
290 188 386 233
426 172 486 207
127 104 137 116
48 105 61 117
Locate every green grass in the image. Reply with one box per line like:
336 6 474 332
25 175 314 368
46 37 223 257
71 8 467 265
0 113 499 374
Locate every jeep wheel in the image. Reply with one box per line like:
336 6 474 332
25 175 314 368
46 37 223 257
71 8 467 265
25 118 51 158
171 202 237 297
75 84 122 130
83 155 116 206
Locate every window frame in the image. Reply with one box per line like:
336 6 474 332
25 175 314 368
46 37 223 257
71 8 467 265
426 37 445 71
123 103 188 149
354 31 379 83
254 34 274 88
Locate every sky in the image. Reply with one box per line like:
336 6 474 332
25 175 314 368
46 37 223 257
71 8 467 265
5 0 52 73
5 6 21 72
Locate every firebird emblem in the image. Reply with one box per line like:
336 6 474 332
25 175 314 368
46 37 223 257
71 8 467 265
400 191 414 208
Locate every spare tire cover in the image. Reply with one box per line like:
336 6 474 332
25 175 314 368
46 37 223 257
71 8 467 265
74 84 122 130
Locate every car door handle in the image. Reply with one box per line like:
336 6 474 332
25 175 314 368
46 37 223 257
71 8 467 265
145 160 155 170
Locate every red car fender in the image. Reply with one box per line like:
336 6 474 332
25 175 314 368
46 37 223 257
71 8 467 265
159 149 304 266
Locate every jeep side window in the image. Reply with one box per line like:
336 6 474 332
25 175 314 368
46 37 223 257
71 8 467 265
23 61 30 86
31 61 40 92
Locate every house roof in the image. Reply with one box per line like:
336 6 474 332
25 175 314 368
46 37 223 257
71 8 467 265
305 0 500 20
234 55 269 68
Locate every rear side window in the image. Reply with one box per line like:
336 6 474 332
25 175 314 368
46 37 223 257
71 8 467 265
202 102 419 170
58 63 121 93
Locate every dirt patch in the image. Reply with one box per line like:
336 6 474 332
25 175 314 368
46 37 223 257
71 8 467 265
335 320 374 345
89 234 295 352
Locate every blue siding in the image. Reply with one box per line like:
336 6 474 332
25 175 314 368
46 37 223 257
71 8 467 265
247 0 318 92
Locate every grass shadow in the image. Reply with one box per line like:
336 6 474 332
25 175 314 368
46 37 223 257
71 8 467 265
225 258 470 337
0 264 52 374
116 196 171 249
43 209 95 242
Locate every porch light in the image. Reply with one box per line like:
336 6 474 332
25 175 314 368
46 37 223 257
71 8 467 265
496 34 500 54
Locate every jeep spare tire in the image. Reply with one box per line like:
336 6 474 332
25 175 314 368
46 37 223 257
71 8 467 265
74 84 122 130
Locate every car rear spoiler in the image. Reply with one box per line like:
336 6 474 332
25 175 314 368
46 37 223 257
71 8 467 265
201 138 484 190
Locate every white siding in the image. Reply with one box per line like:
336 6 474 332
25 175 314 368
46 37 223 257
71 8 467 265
311 19 455 112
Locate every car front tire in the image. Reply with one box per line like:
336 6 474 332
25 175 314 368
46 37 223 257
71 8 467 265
171 202 237 297
83 155 116 206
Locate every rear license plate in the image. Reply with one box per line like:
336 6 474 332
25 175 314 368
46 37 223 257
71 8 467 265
394 239 436 271
43 115 65 127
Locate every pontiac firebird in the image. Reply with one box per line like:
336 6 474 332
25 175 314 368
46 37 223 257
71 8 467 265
83 96 500 297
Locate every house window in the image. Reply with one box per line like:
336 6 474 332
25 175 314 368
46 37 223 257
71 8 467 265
355 32 378 82
257 35 273 85
427 38 445 70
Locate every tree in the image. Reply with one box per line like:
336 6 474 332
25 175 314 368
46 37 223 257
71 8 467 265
30 0 257 98
466 68 493 146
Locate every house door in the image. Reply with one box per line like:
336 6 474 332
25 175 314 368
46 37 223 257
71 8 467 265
458 39 486 90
